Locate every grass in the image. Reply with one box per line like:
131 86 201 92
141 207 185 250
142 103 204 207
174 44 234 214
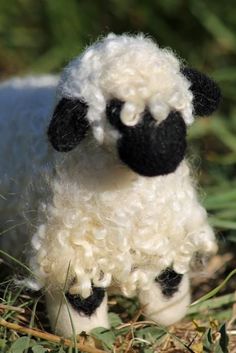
0 0 236 351
0 261 236 352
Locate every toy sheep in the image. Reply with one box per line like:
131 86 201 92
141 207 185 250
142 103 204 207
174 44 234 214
0 33 221 337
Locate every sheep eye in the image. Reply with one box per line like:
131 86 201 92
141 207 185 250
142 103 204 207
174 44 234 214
106 99 124 130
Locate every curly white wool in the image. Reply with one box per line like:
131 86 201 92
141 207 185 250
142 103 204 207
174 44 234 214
0 34 217 301
29 140 217 298
58 33 193 142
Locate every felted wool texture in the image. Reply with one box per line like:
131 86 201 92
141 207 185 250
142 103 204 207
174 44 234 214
181 67 222 116
139 273 190 326
155 268 183 298
48 98 90 152
58 33 194 143
46 291 109 336
66 286 105 316
0 76 58 257
0 34 217 300
29 140 217 298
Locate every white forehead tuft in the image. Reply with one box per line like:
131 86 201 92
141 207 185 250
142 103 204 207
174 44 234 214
58 33 194 143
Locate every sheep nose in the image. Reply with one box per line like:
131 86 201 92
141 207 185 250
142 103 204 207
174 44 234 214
117 110 187 177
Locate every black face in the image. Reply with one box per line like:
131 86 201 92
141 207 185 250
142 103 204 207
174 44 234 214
106 99 187 177
48 67 221 177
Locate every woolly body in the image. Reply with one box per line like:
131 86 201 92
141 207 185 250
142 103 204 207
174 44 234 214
30 149 216 298
0 76 57 254
0 33 220 334
0 76 57 191
0 76 216 297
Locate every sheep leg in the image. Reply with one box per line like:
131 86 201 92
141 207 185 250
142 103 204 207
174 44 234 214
138 268 190 326
46 286 109 337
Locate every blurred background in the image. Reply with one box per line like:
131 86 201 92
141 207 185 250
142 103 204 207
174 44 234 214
0 0 235 242
0 2 236 349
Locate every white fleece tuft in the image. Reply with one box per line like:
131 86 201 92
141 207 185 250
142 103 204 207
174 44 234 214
58 33 193 143
29 142 217 298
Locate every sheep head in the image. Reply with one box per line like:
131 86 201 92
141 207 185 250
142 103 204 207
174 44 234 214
48 33 221 177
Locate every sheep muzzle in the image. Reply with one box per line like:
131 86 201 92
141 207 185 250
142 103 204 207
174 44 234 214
106 100 187 177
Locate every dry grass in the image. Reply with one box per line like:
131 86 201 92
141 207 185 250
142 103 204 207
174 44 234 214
0 1 236 351
0 253 235 352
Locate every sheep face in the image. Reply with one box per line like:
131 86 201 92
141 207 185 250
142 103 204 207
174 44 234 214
106 99 187 176
48 34 221 177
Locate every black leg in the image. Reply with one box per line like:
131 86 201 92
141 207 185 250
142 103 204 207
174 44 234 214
66 286 105 317
138 271 190 326
155 267 183 298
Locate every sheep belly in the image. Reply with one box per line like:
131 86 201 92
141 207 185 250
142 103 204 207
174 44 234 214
0 76 217 298
30 155 217 297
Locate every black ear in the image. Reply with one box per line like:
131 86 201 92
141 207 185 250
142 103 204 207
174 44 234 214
181 67 221 116
48 97 89 152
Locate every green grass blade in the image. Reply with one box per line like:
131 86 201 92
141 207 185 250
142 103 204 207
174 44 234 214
191 269 236 306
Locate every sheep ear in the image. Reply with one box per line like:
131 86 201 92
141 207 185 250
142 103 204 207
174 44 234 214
48 97 89 152
181 67 221 116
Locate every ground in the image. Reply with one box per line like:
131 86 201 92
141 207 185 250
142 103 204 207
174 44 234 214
0 247 236 352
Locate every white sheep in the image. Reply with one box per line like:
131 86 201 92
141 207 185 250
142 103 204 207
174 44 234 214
0 33 221 337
